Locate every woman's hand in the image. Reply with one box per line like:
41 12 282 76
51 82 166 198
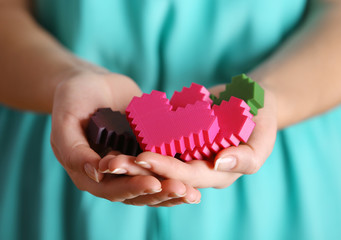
209 83 278 177
102 84 277 190
50 71 201 206
136 88 277 188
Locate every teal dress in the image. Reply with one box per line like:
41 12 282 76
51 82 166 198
1 1 341 239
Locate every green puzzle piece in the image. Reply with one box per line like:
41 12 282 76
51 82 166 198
209 94 219 103
210 74 264 116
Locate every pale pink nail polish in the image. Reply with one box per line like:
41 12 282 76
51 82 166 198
110 168 128 174
214 157 237 171
135 160 151 169
84 163 100 183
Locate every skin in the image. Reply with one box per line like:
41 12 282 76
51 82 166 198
1 0 341 207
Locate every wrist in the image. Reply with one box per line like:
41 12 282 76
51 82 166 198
53 65 142 114
246 73 280 129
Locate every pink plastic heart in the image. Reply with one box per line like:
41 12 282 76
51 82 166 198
180 97 255 161
170 83 213 110
126 90 220 157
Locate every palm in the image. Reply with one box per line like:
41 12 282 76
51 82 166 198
131 84 277 188
50 72 201 206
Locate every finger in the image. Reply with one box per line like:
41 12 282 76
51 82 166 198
123 179 187 206
149 184 201 207
73 174 162 202
148 198 186 207
214 92 277 174
180 184 201 204
135 152 240 188
214 119 276 174
51 109 105 183
98 151 119 172
98 153 152 176
135 152 198 185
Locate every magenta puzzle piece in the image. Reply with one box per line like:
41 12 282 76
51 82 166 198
126 90 220 157
180 97 255 161
87 108 142 157
170 83 213 110
213 97 255 146
126 82 255 161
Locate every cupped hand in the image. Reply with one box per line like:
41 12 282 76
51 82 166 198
50 70 200 206
209 83 278 176
119 84 278 189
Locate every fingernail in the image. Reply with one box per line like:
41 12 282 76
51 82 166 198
168 192 186 198
214 157 237 171
184 198 199 204
144 188 162 194
135 160 151 169
84 163 100 183
110 168 127 174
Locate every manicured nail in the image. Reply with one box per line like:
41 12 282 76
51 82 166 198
184 198 199 204
135 160 151 169
168 192 186 198
214 157 237 171
84 163 100 183
110 168 128 174
144 188 162 194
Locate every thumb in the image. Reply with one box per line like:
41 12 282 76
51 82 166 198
214 89 277 174
51 111 104 183
213 114 277 174
213 145 259 175
71 144 104 183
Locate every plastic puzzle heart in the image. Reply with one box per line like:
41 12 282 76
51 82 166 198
180 97 255 161
126 83 255 161
126 90 220 157
210 74 264 116
87 108 142 157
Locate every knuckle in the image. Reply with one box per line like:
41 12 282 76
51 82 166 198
111 154 127 165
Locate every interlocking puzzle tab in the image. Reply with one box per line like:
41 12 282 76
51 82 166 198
87 108 142 157
210 74 264 116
